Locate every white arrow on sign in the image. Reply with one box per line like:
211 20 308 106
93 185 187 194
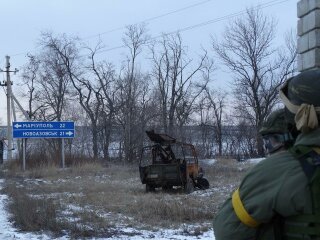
14 123 22 129
66 131 74 136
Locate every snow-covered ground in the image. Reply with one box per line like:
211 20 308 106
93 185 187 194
0 178 215 240
0 157 269 239
108 228 215 240
0 157 267 240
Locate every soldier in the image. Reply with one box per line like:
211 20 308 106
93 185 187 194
213 69 320 240
259 108 298 155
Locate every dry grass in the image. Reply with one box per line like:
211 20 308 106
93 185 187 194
206 158 252 185
1 157 252 238
3 183 62 234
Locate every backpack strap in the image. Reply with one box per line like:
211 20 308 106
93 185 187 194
289 145 316 180
282 145 320 239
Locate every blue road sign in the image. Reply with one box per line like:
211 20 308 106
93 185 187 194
12 121 75 139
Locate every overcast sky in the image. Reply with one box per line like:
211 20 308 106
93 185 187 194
0 0 297 124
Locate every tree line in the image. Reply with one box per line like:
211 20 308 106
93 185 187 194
18 8 296 162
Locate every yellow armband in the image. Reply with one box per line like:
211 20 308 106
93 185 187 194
232 188 260 228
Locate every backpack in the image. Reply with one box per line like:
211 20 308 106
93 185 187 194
280 145 320 239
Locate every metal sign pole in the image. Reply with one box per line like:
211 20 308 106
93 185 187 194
61 138 65 168
22 139 26 171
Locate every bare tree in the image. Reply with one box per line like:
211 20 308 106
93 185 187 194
37 50 71 122
196 95 214 158
20 36 75 163
39 32 105 160
38 35 74 163
119 24 149 162
212 8 296 155
20 54 45 120
85 42 119 161
150 33 210 137
204 87 226 156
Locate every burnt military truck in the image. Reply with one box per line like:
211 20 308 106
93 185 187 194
139 130 209 193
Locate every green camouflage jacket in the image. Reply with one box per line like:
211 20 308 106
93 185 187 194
213 128 320 240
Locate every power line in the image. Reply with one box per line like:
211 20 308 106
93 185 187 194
95 0 294 54
8 0 294 58
161 0 293 35
11 51 31 57
8 0 213 58
83 0 213 40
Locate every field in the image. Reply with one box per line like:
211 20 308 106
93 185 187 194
0 158 255 239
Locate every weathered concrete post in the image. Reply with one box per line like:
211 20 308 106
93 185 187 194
297 0 320 71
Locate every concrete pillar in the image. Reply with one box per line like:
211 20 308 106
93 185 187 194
297 0 320 71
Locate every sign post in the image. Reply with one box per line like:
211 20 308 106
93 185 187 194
12 121 75 170
22 139 26 171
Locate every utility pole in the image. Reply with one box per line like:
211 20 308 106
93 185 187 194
0 56 18 161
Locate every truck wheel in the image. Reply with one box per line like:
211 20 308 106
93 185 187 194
162 185 173 191
197 177 209 190
146 184 155 193
185 177 194 194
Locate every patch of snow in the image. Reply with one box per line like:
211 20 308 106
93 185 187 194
65 204 84 212
106 227 215 240
191 188 215 197
199 159 216 166
29 192 85 200
248 157 265 164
